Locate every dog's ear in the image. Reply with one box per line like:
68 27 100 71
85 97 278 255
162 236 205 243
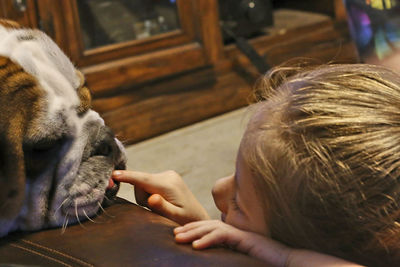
0 19 22 29
0 56 42 219
0 55 27 219
0 128 26 219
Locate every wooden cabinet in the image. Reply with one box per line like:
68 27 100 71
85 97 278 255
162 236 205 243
0 0 358 144
2 0 221 93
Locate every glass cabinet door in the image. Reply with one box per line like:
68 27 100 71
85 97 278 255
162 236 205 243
77 0 180 49
57 0 199 67
41 0 218 95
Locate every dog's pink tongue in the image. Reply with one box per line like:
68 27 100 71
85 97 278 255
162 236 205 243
107 177 115 189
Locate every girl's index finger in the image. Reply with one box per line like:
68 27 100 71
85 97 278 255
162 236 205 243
112 170 157 189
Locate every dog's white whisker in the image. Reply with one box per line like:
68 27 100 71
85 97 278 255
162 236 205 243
92 207 107 223
75 200 86 229
62 218 69 234
97 201 115 218
82 209 99 223
61 213 69 235
54 198 69 215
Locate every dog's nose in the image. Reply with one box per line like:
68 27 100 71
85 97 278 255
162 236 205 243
93 135 115 157
84 123 124 166
94 128 122 163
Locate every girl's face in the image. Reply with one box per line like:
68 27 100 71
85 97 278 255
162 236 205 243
212 149 269 236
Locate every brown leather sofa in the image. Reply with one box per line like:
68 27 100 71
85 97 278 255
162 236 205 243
0 199 265 266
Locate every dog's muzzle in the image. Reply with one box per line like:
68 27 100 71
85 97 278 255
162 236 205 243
81 122 126 207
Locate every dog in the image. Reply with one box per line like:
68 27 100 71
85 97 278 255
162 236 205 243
0 19 126 237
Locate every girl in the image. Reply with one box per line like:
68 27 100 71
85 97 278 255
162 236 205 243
113 63 400 266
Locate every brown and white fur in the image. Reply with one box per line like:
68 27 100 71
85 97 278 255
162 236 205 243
0 20 126 237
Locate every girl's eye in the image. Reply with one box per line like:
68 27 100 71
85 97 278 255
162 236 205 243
231 195 242 212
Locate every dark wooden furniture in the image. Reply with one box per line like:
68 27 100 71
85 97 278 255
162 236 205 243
0 0 358 144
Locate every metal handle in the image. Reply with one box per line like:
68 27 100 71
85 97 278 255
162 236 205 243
13 0 27 12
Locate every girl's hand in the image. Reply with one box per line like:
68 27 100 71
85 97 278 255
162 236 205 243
174 220 289 267
174 220 364 267
112 170 210 225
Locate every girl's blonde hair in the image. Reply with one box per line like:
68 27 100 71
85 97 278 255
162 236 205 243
242 63 400 265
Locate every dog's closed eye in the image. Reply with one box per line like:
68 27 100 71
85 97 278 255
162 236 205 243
31 138 63 153
23 136 68 177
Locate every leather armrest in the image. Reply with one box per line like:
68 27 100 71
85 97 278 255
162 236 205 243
0 199 265 266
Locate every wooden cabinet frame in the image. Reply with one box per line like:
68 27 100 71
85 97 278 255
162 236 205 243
17 0 224 95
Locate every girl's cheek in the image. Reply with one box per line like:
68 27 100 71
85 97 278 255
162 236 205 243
224 209 248 231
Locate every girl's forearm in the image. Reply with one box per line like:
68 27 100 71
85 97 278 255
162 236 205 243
239 232 363 267
284 249 365 267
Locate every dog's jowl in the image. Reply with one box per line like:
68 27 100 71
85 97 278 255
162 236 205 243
0 20 126 237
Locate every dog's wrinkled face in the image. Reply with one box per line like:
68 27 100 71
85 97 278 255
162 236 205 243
0 20 126 237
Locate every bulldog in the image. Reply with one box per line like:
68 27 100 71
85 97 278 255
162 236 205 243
0 20 126 237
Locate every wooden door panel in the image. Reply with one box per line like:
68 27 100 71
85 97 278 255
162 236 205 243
0 0 37 27
83 42 208 95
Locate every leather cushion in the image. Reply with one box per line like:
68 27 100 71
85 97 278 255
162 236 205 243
0 199 265 266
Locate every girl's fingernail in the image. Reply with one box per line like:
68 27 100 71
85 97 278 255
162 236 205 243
192 240 200 248
113 170 122 177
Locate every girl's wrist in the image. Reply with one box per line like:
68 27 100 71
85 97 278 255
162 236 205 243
239 231 290 267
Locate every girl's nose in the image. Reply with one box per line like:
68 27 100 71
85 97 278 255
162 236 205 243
212 175 234 214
